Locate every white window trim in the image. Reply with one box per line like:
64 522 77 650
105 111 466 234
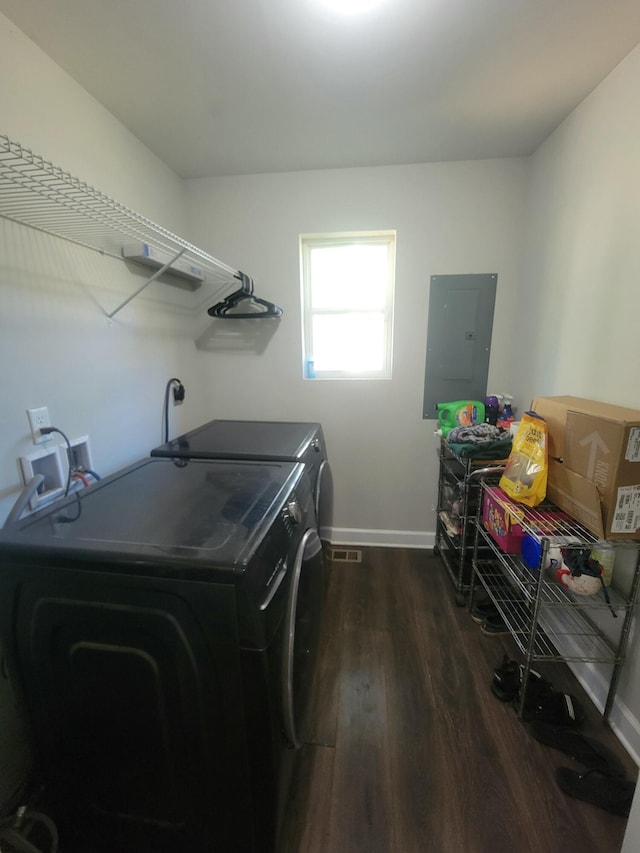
299 230 396 380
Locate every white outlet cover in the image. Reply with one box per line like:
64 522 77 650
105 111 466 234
27 407 51 444
67 436 93 471
19 445 65 510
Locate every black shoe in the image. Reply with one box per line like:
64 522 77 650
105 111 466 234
520 684 585 728
555 768 635 816
492 656 520 700
480 612 510 636
530 722 625 775
471 598 499 624
491 656 549 702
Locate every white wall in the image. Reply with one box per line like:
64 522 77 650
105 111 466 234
512 46 640 410
507 43 640 851
0 12 218 527
185 161 528 545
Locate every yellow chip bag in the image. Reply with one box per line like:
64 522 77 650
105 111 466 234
499 412 548 507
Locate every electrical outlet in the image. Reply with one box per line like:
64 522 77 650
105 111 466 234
66 436 93 471
27 407 51 445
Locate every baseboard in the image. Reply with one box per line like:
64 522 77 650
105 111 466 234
323 527 435 550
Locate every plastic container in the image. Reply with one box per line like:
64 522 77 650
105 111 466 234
484 395 500 426
591 542 616 587
556 564 602 596
521 535 554 570
501 396 514 420
521 535 567 572
520 533 581 575
497 394 515 430
436 400 485 438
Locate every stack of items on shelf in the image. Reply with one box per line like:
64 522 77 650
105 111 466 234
483 394 516 430
435 396 516 452
487 655 636 818
436 422 512 540
433 400 522 606
433 423 511 606
446 423 512 460
473 481 608 635
475 393 640 628
481 485 615 606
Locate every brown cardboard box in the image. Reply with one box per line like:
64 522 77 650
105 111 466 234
545 460 605 539
531 396 640 541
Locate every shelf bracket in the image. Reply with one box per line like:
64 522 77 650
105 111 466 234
106 247 187 320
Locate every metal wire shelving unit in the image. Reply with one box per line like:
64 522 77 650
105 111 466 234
471 483 640 721
0 133 241 318
434 438 507 606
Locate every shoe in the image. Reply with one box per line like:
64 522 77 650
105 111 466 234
555 768 635 817
471 599 499 624
492 656 520 700
519 682 585 728
480 612 510 635
491 656 549 702
530 722 625 776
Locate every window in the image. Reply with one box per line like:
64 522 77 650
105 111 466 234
300 230 396 379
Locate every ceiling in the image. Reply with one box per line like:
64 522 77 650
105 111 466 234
2 0 640 178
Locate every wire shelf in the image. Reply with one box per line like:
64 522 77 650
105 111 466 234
0 133 241 315
475 526 632 611
471 482 640 720
474 558 622 663
481 482 599 543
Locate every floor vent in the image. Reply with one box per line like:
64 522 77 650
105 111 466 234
326 547 362 563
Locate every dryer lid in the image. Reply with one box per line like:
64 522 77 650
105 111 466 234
0 457 305 578
151 419 323 461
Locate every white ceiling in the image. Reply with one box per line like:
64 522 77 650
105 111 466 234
2 0 640 178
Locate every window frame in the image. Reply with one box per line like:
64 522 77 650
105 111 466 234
299 230 396 380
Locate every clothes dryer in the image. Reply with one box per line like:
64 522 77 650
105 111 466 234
0 457 325 853
151 420 333 540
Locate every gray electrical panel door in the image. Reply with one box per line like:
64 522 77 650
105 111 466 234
422 273 497 418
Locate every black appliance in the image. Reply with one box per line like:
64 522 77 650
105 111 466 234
0 457 325 853
150 420 333 540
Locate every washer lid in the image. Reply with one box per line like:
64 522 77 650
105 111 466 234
0 457 305 578
151 419 322 461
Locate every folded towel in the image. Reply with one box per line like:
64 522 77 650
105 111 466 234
447 423 504 444
447 439 512 459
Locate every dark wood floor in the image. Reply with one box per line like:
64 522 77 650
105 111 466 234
279 547 637 853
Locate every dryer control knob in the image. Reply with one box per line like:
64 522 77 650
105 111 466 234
311 438 321 452
285 499 302 526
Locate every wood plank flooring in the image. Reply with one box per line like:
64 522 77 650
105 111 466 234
279 547 637 853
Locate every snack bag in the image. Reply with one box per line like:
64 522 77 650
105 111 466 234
499 411 548 506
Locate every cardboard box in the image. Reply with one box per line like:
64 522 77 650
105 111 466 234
482 486 525 553
482 484 574 553
545 460 605 540
531 396 640 540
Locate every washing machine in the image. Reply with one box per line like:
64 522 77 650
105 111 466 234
0 456 325 853
150 420 333 541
